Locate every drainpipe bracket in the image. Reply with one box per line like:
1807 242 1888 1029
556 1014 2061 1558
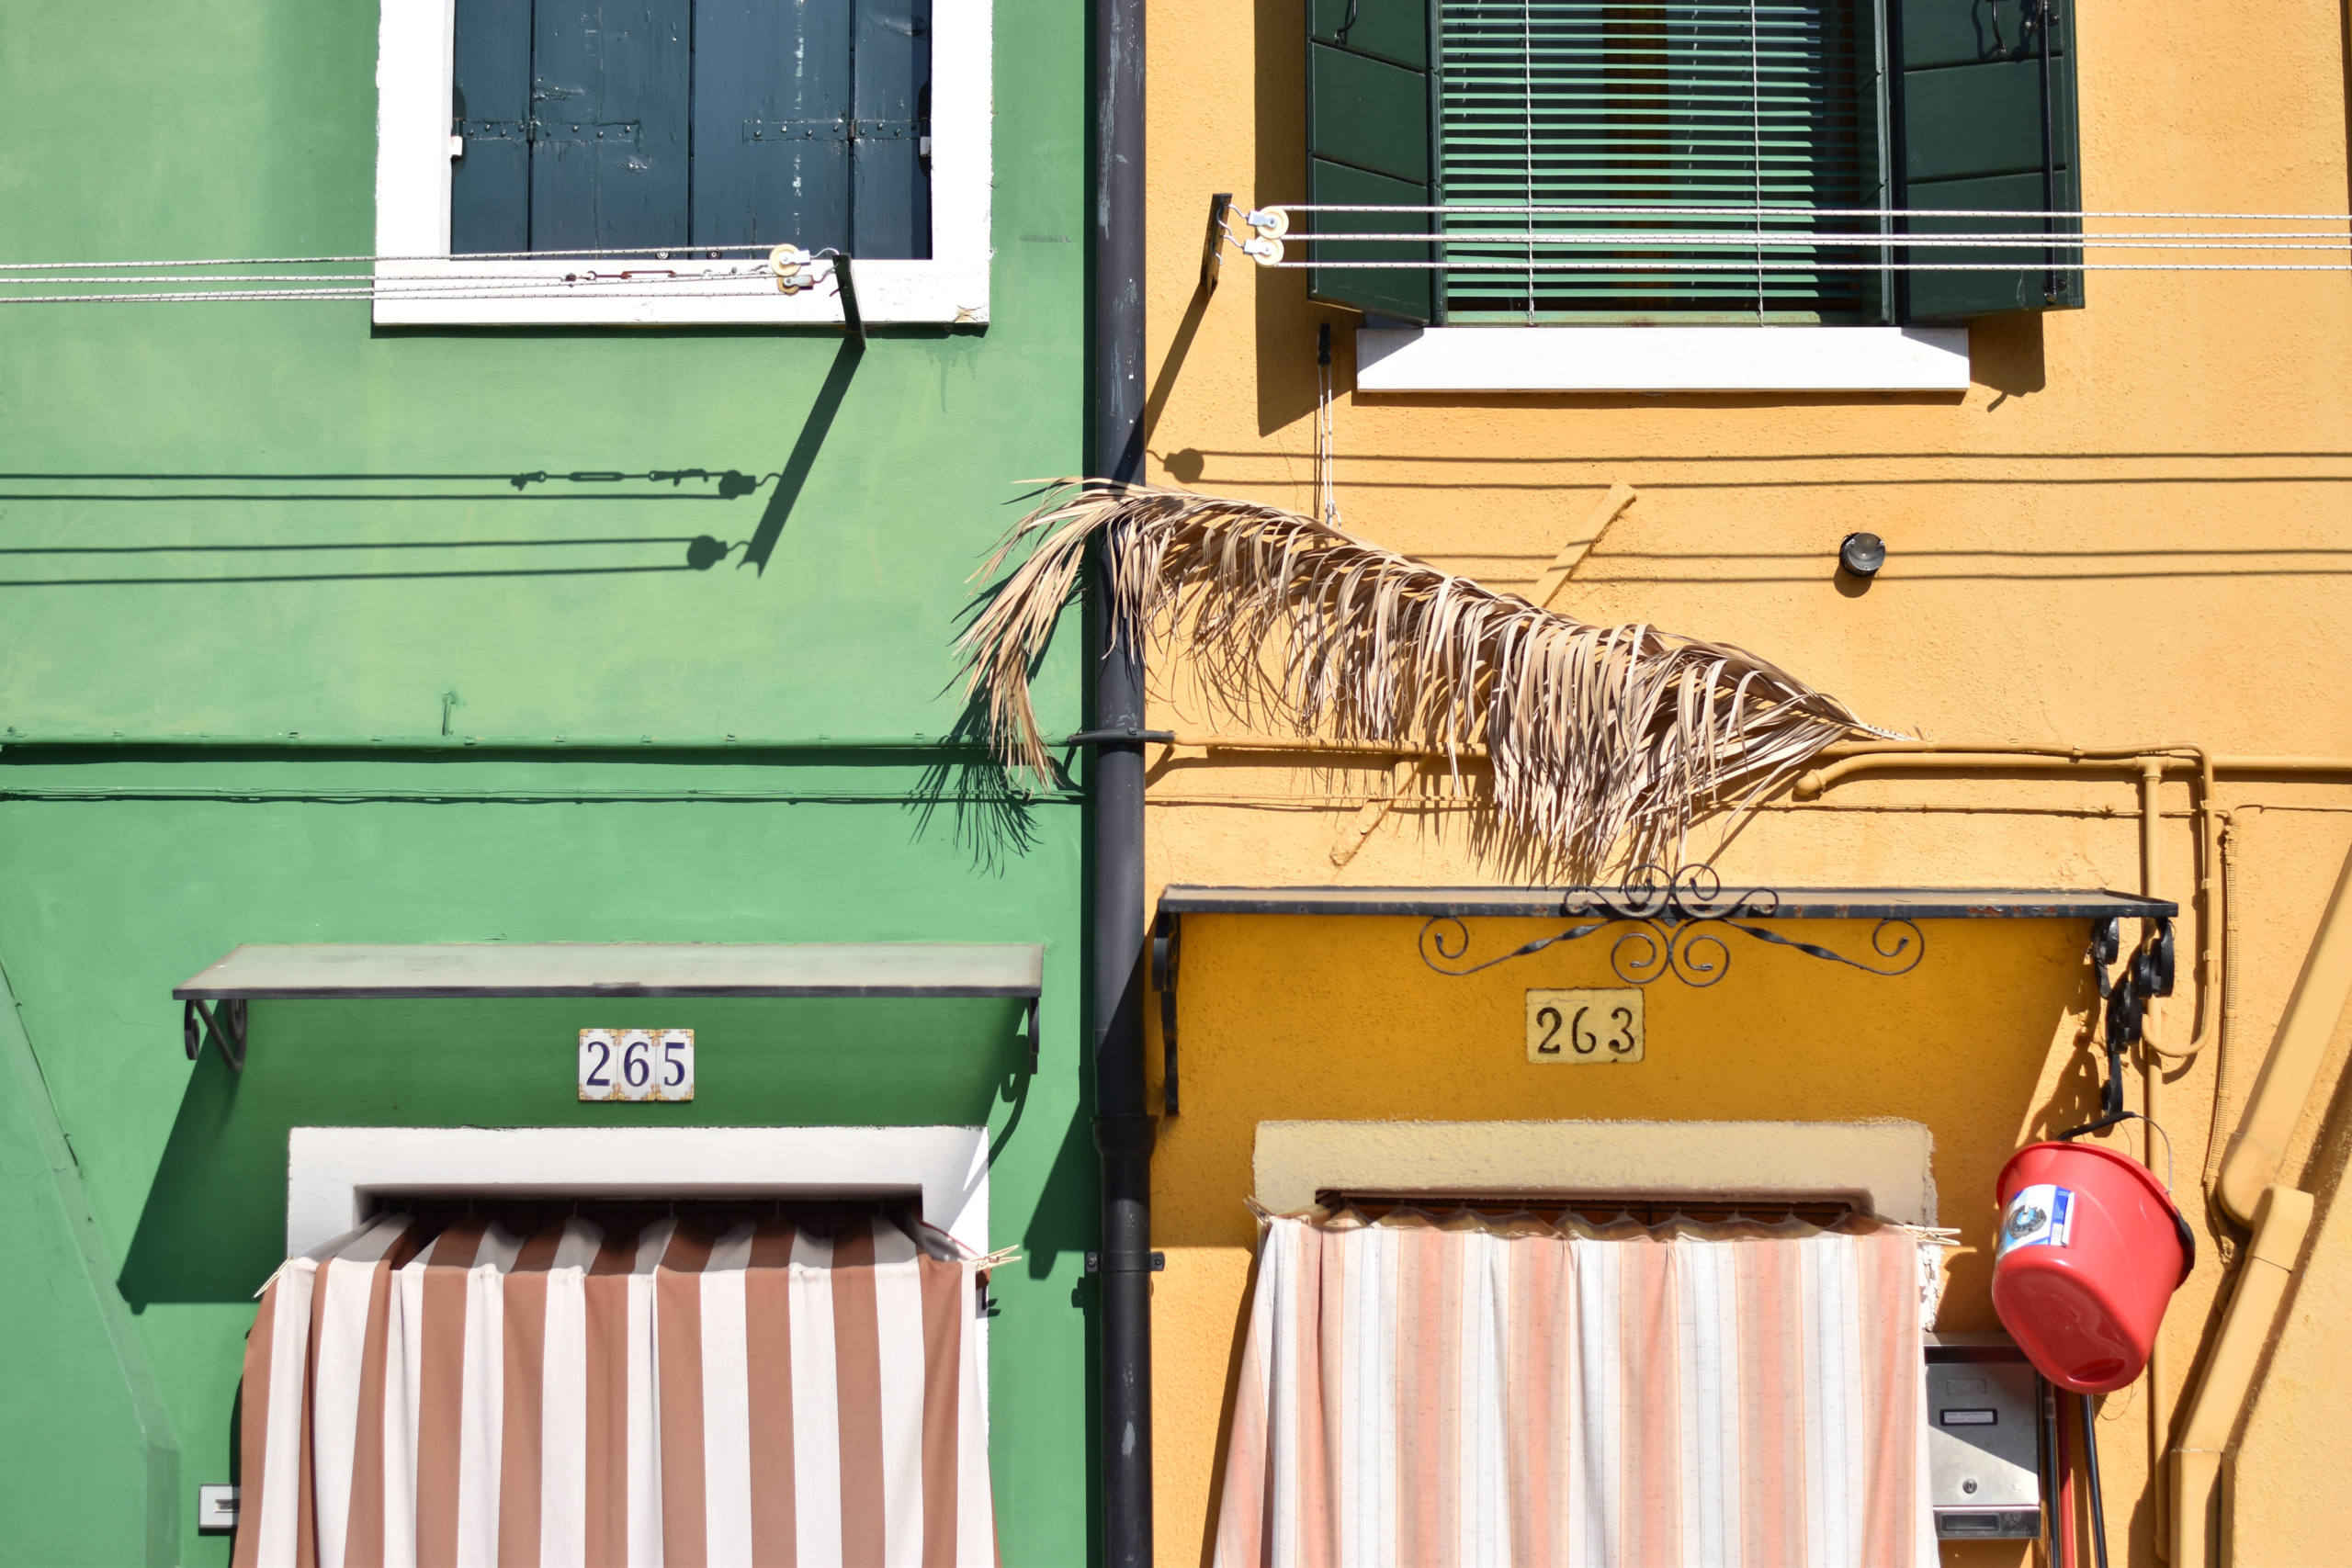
1065 729 1176 747
1086 1251 1166 1275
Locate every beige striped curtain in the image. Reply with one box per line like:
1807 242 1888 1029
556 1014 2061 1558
233 1211 996 1568
1214 1210 1935 1568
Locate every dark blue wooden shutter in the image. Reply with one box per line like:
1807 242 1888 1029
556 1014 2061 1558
690 0 930 258
451 0 536 254
531 1 693 253
849 0 932 258
1306 0 1436 323
1893 0 2081 321
455 0 926 260
692 0 854 252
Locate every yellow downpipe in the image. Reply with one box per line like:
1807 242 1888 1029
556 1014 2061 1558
2216 842 2352 1226
2169 1185 2315 1568
2168 839 2352 1567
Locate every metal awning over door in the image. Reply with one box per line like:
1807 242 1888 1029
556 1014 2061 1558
173 942 1045 1071
1146 885 2177 1112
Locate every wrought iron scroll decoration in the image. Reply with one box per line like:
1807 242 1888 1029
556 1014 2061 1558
1417 865 1926 988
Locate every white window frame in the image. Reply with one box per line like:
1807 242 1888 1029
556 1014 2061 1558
1350 0 1975 395
287 1122 993 1427
1252 1118 1939 1224
372 0 991 327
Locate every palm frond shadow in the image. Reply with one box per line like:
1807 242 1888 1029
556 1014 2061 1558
960 480 1894 879
906 690 1047 872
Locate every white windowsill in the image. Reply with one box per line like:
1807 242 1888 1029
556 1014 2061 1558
371 0 992 326
1355 325 1972 393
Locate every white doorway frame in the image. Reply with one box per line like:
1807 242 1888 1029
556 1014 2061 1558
286 1124 990 1257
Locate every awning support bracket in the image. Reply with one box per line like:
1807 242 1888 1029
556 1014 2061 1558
183 997 247 1072
1151 911 1181 1114
2060 914 2177 1142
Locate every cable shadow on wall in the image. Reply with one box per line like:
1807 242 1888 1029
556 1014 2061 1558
0 467 775 585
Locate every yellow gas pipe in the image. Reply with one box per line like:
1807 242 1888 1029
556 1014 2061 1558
1792 744 2352 1568
1170 732 2348 1562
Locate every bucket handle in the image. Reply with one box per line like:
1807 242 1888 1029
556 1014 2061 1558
2052 1111 2196 1280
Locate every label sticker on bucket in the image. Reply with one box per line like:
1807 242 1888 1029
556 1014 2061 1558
1997 1183 2075 1258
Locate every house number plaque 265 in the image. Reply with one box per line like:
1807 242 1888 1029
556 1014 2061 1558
579 1029 695 1101
1525 989 1645 1064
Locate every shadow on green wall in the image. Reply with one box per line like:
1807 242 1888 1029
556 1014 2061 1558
0 467 786 585
910 696 1058 873
118 994 1029 1307
739 334 862 574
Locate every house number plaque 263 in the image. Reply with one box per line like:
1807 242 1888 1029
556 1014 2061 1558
1525 989 1645 1064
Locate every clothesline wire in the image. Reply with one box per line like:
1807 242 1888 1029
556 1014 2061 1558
4 209 2343 273
1281 233 2352 249
0 244 782 272
1282 259 2352 273
1265 204 2352 220
9 256 2350 305
0 209 2342 303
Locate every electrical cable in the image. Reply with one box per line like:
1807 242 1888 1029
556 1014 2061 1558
2079 1393 2111 1568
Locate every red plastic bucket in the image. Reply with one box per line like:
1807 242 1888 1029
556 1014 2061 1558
1991 1140 2194 1393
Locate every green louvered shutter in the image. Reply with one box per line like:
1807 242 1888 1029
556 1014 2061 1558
1307 0 1438 322
1438 0 1885 322
1893 0 2081 321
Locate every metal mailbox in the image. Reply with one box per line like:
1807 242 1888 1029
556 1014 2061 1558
1926 1333 2046 1540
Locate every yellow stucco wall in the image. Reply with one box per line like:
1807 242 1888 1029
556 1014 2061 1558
1134 0 2352 1563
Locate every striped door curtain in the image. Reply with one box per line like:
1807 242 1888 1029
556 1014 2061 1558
232 1210 996 1568
1213 1209 1937 1568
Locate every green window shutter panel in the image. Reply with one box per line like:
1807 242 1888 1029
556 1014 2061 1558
1437 0 1884 323
1893 0 2081 321
1307 0 1437 322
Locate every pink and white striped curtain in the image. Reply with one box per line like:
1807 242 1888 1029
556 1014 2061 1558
1214 1211 1934 1568
233 1211 996 1568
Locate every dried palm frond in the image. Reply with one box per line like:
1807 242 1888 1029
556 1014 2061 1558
958 480 1890 878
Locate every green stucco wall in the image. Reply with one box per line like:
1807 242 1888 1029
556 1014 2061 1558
0 2 1091 1562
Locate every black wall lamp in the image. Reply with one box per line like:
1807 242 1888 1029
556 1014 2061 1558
1839 532 1887 580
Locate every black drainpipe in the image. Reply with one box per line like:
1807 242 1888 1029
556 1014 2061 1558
1090 0 1152 1552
